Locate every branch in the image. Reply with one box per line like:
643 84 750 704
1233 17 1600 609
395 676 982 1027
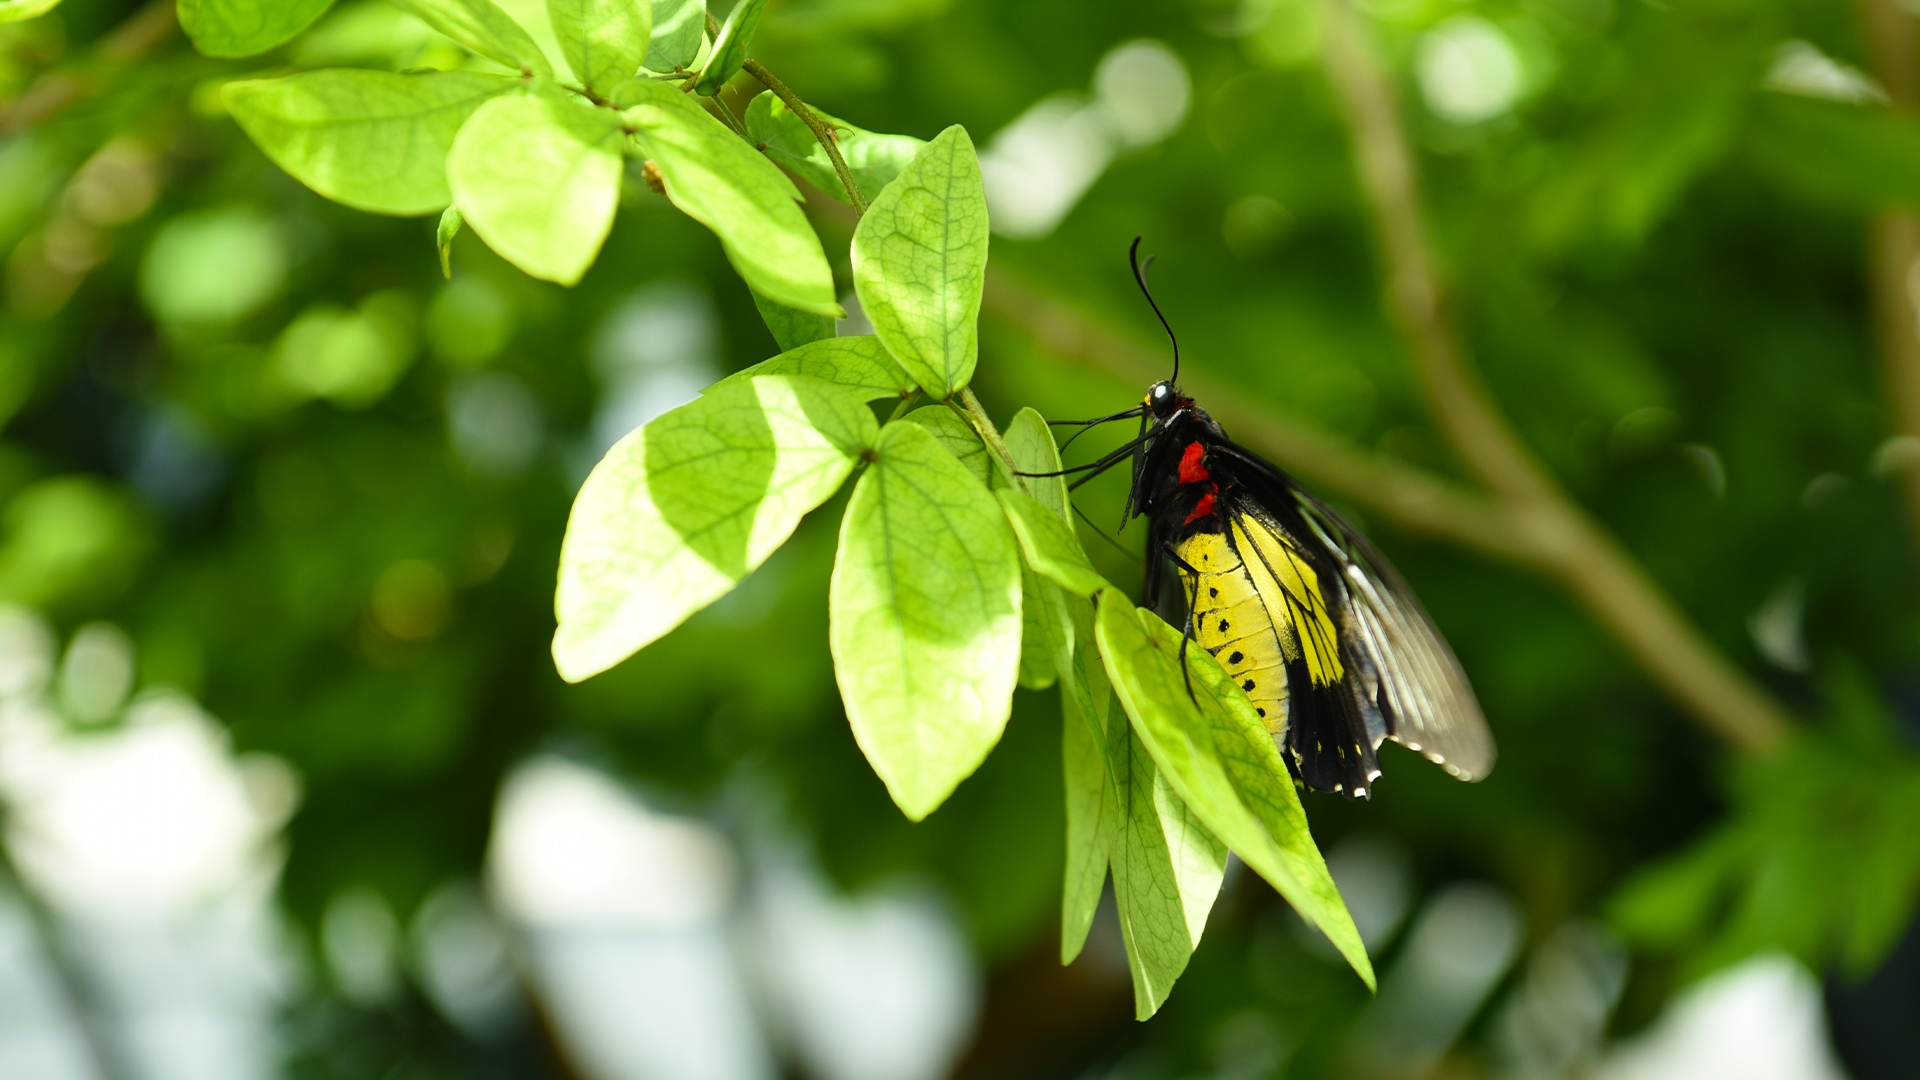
0 0 178 136
1309 0 1791 753
1852 0 1920 566
743 58 868 216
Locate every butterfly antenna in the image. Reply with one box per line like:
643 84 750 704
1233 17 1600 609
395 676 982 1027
1129 236 1180 384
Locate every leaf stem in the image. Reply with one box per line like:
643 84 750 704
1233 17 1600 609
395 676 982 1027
955 386 1028 493
742 58 869 216
886 392 921 424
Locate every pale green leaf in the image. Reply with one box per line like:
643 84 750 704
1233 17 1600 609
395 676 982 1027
751 290 835 352
621 79 840 315
904 405 988 485
829 420 1022 820
1002 407 1069 517
644 0 704 71
744 91 926 204
554 374 875 682
0 0 64 25
1001 408 1074 690
999 488 1107 599
178 0 333 54
224 69 515 217
392 0 554 76
693 0 765 95
1059 594 1112 964
437 205 463 277
1095 590 1375 990
851 125 989 397
547 0 649 93
998 403 1105 595
447 92 623 285
708 335 913 404
1111 725 1227 1018
1016 569 1063 690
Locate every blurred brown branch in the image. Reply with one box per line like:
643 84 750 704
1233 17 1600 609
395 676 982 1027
985 2 1798 757
1318 0 1790 754
1854 0 1920 570
0 0 178 136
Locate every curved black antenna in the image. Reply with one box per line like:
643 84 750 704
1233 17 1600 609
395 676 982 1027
1129 236 1180 384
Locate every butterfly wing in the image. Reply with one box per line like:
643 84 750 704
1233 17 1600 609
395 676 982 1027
1217 440 1496 784
1212 497 1386 797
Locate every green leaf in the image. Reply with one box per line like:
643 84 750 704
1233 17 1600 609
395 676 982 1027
1000 403 1097 625
392 0 554 77
224 70 516 217
437 205 463 277
1059 650 1111 963
178 0 333 54
446 92 623 285
0 0 64 25
1059 595 1113 965
1609 829 1749 951
829 420 1022 821
554 374 876 682
708 335 914 404
851 125 989 397
645 0 704 72
1744 94 1920 212
744 92 927 204
1095 590 1375 990
1016 571 1063 690
1003 408 1074 690
620 79 840 316
751 290 835 352
693 0 766 95
904 405 988 485
1110 724 1228 1019
1002 407 1068 516
547 0 650 93
999 490 1106 600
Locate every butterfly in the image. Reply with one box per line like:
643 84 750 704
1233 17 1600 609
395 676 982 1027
1045 241 1495 799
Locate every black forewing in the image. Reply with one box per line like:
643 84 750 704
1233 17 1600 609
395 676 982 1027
1214 440 1497 783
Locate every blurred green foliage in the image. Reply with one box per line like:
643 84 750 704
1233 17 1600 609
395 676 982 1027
3 0 1920 1074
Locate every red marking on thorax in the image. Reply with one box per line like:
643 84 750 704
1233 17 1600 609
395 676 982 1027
1178 442 1210 485
1184 487 1218 525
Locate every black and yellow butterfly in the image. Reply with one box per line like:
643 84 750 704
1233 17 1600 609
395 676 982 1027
1052 242 1495 799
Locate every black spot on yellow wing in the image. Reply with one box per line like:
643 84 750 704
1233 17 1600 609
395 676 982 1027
1172 513 1384 798
1174 531 1290 736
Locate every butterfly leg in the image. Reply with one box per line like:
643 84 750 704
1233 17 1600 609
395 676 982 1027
1161 541 1206 704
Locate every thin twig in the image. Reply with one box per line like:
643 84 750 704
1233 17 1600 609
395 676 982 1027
742 58 868 215
703 93 751 139
0 0 179 135
955 385 1029 493
1853 0 1920 564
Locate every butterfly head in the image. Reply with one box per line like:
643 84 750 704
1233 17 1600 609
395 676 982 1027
1145 380 1187 421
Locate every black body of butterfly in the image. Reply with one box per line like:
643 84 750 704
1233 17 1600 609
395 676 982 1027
1053 240 1495 798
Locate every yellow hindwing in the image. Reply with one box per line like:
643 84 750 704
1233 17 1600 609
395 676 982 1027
1172 517 1343 737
